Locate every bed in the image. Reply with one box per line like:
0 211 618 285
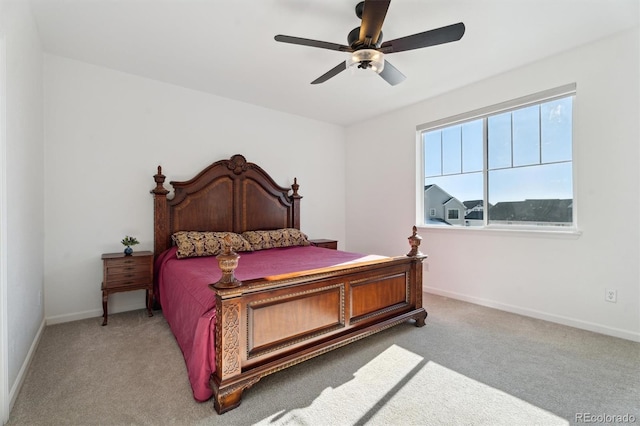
150 154 427 414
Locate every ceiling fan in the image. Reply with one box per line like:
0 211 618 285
274 0 465 86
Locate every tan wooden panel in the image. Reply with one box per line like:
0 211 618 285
173 177 234 232
248 286 342 353
350 273 407 319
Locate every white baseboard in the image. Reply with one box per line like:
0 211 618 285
45 308 102 325
424 286 640 343
9 317 45 412
46 301 146 325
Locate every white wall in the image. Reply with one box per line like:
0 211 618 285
345 28 640 341
43 55 346 322
0 0 45 420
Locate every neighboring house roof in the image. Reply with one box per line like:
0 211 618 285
425 184 463 206
443 197 462 207
489 199 572 222
463 200 483 209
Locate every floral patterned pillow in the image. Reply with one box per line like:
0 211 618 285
241 228 311 251
171 231 253 259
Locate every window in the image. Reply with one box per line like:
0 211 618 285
419 85 575 230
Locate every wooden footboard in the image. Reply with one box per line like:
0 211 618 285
209 253 427 414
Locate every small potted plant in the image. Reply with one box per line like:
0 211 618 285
121 236 140 256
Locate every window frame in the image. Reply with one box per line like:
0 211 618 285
416 84 578 233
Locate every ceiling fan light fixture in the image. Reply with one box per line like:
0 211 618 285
346 49 385 73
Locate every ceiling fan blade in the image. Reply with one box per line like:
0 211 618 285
275 35 353 52
311 62 347 84
379 60 406 86
359 0 390 46
380 22 465 53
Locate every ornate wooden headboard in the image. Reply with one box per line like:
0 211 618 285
150 154 302 258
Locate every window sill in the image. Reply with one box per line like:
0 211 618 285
417 224 582 239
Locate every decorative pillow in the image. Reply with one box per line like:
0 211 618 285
241 228 311 251
171 231 253 259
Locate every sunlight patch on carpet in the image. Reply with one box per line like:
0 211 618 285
253 344 568 425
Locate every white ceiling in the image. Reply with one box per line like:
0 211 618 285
29 0 639 126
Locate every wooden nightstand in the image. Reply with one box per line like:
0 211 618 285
101 251 154 326
309 239 338 250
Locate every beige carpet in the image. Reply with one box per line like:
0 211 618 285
254 344 565 426
7 294 640 425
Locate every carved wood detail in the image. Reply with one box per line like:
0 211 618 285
219 301 241 378
151 155 302 259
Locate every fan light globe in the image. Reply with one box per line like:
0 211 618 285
346 49 385 73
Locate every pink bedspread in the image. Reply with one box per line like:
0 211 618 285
155 245 379 402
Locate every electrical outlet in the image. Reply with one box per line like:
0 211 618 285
605 289 617 303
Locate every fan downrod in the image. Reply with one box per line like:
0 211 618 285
349 1 382 48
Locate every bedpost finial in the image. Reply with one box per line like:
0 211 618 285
213 235 242 289
407 225 423 257
291 177 299 196
151 165 170 195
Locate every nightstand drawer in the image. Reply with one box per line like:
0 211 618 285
103 272 151 289
105 261 149 275
103 278 149 289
